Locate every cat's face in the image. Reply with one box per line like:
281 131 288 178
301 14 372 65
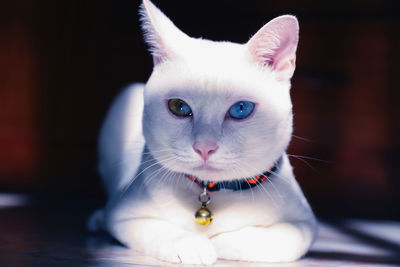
140 0 298 181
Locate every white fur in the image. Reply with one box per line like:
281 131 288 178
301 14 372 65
90 0 317 265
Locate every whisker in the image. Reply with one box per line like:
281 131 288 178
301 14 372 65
119 155 178 199
268 169 292 186
156 167 173 188
231 164 244 200
236 165 255 202
107 148 174 170
126 160 172 200
239 161 279 206
291 134 314 142
266 178 283 199
140 149 176 155
167 171 179 189
287 154 332 163
143 164 168 186
234 167 243 200
287 155 319 173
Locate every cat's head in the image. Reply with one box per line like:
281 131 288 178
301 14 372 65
140 0 298 181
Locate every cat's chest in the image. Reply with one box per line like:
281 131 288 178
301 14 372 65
144 176 283 234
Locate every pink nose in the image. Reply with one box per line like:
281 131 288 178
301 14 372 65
192 141 218 162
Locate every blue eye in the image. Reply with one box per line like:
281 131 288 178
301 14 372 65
228 101 255 120
168 99 192 117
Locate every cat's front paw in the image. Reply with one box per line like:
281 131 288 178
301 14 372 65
212 223 313 262
158 234 217 265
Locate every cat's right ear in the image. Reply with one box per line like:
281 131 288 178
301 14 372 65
140 0 188 65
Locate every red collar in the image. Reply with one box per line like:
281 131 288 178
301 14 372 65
187 156 282 193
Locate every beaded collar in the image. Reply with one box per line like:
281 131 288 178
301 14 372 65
187 156 283 193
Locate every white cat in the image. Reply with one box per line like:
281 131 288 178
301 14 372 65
88 0 318 265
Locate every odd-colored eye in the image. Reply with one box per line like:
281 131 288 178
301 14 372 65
228 101 255 120
168 99 192 117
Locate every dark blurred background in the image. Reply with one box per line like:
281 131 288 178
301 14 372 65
1 0 399 219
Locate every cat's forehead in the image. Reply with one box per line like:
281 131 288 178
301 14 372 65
180 39 248 65
149 73 260 103
145 39 290 106
165 87 258 106
146 62 282 104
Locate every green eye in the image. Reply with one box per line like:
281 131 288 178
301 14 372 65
168 99 192 117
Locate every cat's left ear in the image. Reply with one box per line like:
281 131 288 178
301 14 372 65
247 15 299 80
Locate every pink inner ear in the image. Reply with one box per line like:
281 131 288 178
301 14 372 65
248 15 299 78
270 38 297 71
274 57 295 72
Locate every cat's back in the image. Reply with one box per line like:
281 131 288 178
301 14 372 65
98 83 146 196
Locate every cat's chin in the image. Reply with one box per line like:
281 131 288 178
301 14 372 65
186 165 225 181
193 165 222 172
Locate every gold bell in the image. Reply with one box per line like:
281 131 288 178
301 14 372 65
195 205 213 225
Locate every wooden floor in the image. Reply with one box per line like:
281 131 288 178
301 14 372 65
0 193 399 266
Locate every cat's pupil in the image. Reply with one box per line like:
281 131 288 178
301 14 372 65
240 103 243 111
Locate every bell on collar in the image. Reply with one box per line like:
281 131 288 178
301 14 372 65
195 205 213 225
195 188 213 225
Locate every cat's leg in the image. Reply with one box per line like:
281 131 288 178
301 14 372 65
108 218 217 265
211 221 316 262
